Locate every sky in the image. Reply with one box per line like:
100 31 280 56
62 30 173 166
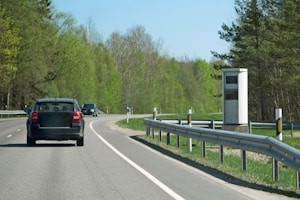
51 0 236 62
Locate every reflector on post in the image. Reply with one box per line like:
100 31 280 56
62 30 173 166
275 108 282 141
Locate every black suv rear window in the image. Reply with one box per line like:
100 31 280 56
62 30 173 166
37 102 74 112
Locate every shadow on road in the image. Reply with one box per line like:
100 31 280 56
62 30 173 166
131 135 300 199
0 143 75 147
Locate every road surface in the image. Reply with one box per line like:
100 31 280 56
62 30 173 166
0 115 297 199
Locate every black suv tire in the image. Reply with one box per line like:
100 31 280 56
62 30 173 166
27 136 36 146
76 137 84 146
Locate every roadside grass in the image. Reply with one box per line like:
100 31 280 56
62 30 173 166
117 114 300 196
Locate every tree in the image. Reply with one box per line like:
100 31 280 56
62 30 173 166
0 1 226 114
271 0 300 121
1 0 57 108
52 17 98 104
0 7 20 109
192 60 219 112
213 0 300 121
213 0 286 120
107 25 163 113
93 43 121 113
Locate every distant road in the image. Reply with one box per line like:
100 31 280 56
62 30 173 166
0 115 296 200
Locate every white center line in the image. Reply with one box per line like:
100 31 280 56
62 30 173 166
90 121 185 200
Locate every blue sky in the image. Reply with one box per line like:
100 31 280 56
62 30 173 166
51 1 236 61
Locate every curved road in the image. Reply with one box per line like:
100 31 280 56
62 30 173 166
0 115 296 199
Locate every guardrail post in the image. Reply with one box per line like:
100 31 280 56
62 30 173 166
187 109 192 152
219 145 224 163
159 129 162 141
202 141 206 158
241 150 246 171
152 127 155 139
210 120 215 129
297 171 300 190
158 120 162 141
166 132 170 145
291 122 294 137
202 120 216 158
273 159 279 181
176 120 181 148
146 126 150 136
248 120 252 134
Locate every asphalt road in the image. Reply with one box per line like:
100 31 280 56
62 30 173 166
0 115 297 200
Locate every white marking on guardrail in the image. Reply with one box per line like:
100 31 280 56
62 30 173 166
90 121 185 200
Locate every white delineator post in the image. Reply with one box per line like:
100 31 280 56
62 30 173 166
187 109 192 152
153 107 157 120
273 108 282 181
276 108 282 141
152 107 157 138
126 107 130 124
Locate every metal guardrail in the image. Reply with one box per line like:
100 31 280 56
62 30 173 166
159 119 300 134
160 119 223 129
144 118 300 188
0 110 27 116
249 121 300 136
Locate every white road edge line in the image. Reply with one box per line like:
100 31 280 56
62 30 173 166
90 121 185 200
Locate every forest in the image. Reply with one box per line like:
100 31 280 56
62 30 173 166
0 0 300 121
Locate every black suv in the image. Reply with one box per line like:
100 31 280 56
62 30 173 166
26 98 85 146
81 103 98 117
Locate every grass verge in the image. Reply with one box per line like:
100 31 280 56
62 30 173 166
117 114 300 198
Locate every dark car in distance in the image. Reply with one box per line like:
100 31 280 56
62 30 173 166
81 103 98 117
26 98 85 146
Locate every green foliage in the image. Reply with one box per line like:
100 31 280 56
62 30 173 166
3 0 300 120
252 128 300 150
93 43 121 113
137 133 299 193
0 7 20 92
191 60 218 112
118 113 223 130
214 0 300 121
119 114 300 151
117 118 145 131
0 1 221 113
1 0 57 108
55 27 98 103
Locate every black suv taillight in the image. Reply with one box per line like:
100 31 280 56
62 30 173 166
30 111 39 123
73 111 81 123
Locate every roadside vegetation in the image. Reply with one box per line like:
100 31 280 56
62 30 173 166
0 0 220 115
117 114 300 197
1 1 300 122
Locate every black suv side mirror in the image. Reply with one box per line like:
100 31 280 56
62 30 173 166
24 107 31 115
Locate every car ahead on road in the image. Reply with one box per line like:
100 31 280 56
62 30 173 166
26 98 84 146
81 103 98 117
